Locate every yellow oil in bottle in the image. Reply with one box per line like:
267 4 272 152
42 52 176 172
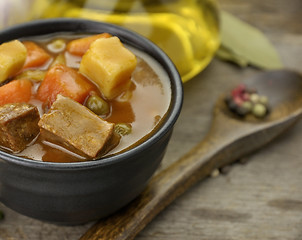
30 0 220 82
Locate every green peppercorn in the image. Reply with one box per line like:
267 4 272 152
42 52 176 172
241 101 253 112
85 95 110 116
250 93 260 103
252 103 267 118
259 95 268 105
114 123 132 136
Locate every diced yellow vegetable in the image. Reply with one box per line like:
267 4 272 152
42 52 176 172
79 36 137 99
0 40 27 83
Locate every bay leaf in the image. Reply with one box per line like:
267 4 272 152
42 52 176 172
216 45 248 67
217 10 283 69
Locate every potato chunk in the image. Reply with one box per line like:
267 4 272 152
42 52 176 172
38 95 114 158
79 36 137 99
0 40 27 83
0 103 40 153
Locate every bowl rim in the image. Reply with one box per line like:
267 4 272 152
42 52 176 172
0 18 183 170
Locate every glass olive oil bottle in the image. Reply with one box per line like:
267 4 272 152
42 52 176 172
30 0 220 82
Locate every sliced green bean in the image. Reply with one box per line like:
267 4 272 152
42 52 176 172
114 123 132 136
15 70 46 82
48 39 66 53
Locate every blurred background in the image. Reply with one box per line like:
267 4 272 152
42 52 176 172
0 0 220 82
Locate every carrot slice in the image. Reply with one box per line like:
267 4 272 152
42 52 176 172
23 41 51 69
0 79 32 105
36 64 96 106
66 33 112 56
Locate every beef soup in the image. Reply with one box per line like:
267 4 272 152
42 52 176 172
0 33 171 163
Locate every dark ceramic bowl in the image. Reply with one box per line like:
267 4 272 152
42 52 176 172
0 19 183 224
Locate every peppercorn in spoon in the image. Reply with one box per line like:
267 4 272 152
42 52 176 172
81 70 302 240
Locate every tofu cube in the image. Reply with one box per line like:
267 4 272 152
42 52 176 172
79 36 137 99
38 95 115 158
0 103 40 153
0 40 27 83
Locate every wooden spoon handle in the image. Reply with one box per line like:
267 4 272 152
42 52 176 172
80 105 300 240
78 69 302 240
80 127 243 240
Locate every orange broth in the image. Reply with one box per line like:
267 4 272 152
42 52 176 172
12 34 171 162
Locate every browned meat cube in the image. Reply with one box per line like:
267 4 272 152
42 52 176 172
0 103 40 153
38 95 115 158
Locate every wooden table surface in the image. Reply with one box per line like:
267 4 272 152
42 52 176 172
1 0 302 239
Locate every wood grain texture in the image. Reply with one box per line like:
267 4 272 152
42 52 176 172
1 0 302 239
80 70 302 240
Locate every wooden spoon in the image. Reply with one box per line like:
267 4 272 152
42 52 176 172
80 70 302 240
